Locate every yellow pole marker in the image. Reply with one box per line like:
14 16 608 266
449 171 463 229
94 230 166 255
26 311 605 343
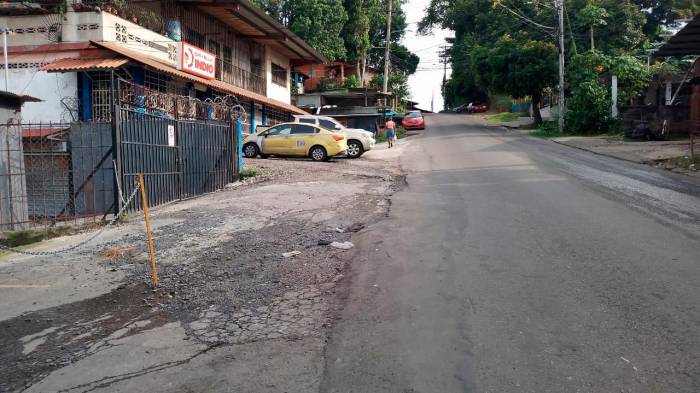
137 174 159 288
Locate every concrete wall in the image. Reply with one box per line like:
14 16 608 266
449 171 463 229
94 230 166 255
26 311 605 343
0 109 29 231
265 46 291 104
6 69 77 123
0 11 177 66
96 12 178 66
296 94 321 108
0 15 56 46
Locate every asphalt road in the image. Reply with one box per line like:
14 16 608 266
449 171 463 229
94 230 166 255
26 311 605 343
320 114 700 392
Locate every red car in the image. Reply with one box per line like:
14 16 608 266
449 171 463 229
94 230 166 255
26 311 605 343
401 111 425 130
468 102 487 113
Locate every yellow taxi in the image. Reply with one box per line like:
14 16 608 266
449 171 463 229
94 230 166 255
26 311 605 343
242 122 348 161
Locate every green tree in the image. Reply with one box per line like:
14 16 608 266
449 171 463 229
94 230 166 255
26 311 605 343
254 0 349 60
578 3 608 50
368 43 419 75
342 0 376 79
566 50 652 132
471 36 558 123
371 72 410 106
565 81 612 133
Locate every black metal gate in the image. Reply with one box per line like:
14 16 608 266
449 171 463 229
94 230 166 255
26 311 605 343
117 106 238 211
0 78 242 232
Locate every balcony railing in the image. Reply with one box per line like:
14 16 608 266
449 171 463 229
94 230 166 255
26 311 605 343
217 60 266 96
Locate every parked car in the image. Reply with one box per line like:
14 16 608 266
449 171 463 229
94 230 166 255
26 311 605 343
293 115 375 158
468 102 487 113
242 122 347 161
401 111 425 130
454 102 487 113
453 103 468 113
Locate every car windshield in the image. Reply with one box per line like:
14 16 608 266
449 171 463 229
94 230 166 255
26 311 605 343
407 112 422 118
319 119 342 130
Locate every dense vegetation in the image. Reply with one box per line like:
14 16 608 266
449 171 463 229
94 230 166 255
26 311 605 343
418 0 699 132
254 0 419 104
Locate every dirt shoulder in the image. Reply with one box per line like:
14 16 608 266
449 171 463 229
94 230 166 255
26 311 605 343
550 136 699 176
0 142 407 393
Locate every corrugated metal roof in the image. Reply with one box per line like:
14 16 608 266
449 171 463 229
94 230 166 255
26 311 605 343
90 41 308 115
656 15 700 56
40 57 129 72
22 126 69 138
184 0 326 64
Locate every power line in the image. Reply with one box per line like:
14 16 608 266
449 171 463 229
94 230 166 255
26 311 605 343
495 1 555 30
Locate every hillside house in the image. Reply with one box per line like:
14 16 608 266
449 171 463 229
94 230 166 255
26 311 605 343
292 62 376 93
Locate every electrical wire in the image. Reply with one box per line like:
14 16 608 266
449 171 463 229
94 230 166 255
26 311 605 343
494 1 555 30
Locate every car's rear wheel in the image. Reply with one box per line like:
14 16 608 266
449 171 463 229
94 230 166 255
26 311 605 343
243 143 259 158
309 145 328 162
346 140 364 158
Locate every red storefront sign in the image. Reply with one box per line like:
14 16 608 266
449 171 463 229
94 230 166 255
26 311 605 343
177 42 216 79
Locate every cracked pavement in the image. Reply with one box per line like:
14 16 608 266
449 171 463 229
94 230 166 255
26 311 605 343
0 143 406 393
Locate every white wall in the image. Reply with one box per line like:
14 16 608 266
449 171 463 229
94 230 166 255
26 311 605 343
0 15 55 46
265 46 291 104
96 12 178 66
0 11 177 66
6 69 77 123
296 94 321 108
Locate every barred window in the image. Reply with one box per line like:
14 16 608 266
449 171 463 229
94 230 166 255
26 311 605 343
271 63 287 86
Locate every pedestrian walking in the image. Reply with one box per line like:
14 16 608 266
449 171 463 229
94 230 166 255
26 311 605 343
385 118 396 148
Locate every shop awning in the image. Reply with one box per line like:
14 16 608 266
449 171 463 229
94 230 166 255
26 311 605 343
89 41 307 115
40 56 130 72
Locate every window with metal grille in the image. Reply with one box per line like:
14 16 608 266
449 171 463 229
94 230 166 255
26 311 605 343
87 71 113 122
145 70 169 92
271 63 287 86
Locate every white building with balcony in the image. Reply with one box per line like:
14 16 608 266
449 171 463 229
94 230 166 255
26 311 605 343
0 0 324 128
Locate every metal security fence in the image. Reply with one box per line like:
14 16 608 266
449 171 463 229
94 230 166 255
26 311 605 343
1 80 242 232
178 119 234 198
1 121 115 231
117 107 237 211
116 79 239 212
118 108 180 211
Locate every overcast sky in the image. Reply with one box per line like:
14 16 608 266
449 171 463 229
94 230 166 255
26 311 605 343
401 0 453 112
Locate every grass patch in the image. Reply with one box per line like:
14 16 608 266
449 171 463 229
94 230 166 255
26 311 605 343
484 112 526 123
240 166 258 180
529 128 564 138
528 121 613 139
0 226 77 248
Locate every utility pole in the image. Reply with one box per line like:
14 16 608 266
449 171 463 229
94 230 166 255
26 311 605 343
431 89 435 113
556 0 565 133
382 0 393 94
439 45 450 111
2 28 8 91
